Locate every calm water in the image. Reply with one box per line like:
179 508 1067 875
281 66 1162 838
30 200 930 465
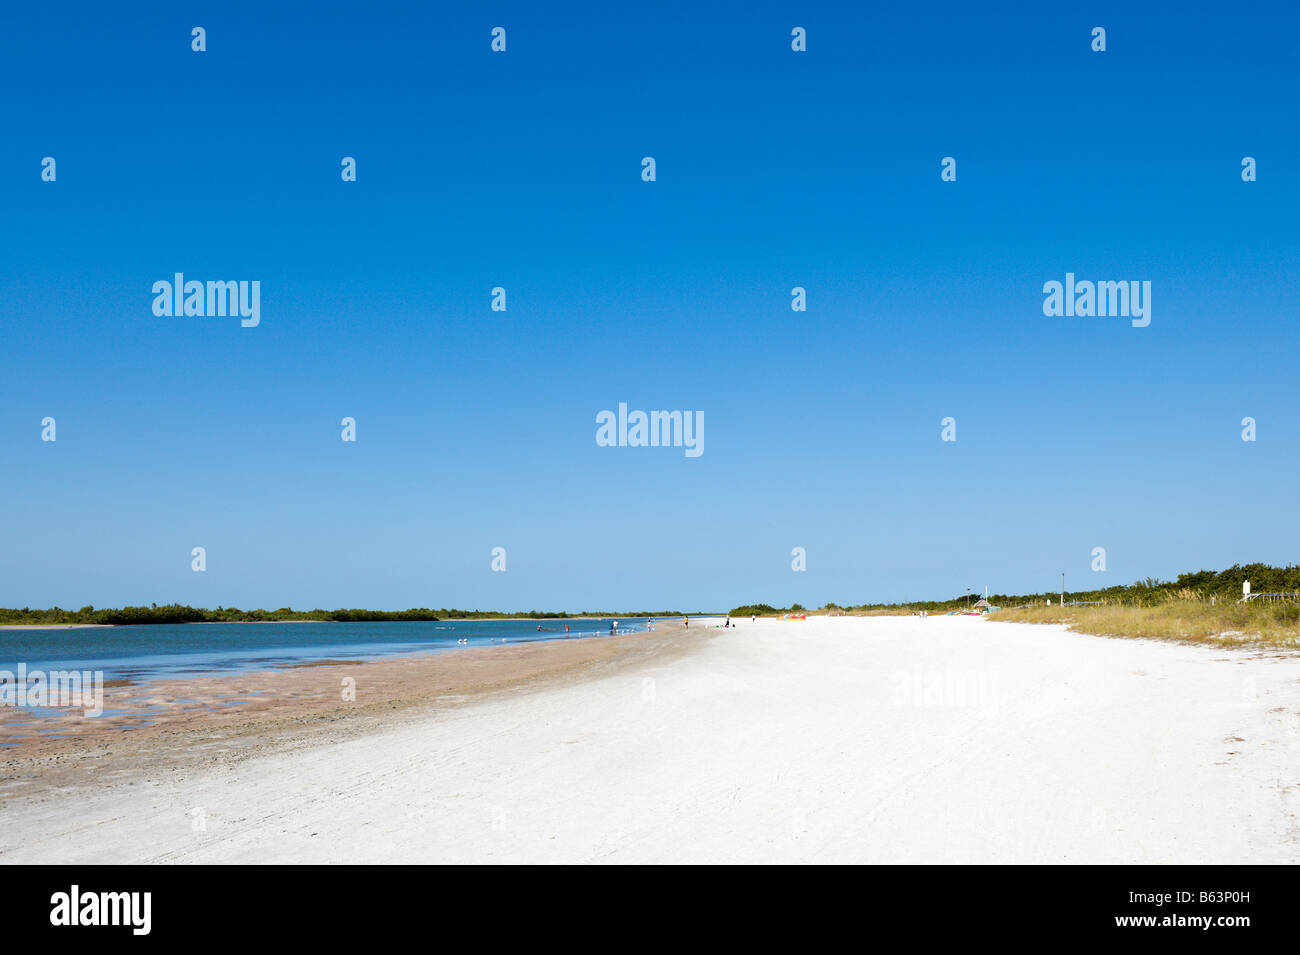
0 618 653 683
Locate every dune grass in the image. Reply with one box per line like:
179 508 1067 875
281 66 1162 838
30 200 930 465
990 589 1300 648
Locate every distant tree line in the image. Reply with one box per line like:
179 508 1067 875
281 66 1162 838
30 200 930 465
733 563 1300 616
728 603 806 617
0 605 694 626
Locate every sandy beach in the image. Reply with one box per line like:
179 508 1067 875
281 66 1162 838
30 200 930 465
2 614 1298 864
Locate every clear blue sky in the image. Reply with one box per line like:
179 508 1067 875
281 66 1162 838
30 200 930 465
2 2 1297 611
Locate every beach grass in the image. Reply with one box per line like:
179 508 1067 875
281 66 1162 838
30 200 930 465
990 589 1300 648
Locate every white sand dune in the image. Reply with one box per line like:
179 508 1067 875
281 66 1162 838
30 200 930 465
4 615 1298 864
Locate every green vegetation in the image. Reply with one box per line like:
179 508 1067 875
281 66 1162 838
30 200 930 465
0 605 439 626
736 564 1300 619
992 592 1300 648
729 603 804 617
0 605 693 626
736 563 1300 647
988 563 1300 609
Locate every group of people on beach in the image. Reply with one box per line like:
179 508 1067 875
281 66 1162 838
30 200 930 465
534 621 601 637
683 615 753 629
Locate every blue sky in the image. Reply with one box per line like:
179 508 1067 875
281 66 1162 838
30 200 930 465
2 1 1297 611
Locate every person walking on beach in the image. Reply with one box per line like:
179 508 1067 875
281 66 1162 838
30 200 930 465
685 616 689 628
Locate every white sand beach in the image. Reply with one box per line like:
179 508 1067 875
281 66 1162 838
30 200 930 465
3 614 1298 864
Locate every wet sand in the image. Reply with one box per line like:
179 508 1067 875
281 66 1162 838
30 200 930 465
0 619 703 799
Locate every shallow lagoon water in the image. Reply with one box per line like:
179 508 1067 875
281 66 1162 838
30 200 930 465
0 618 651 683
